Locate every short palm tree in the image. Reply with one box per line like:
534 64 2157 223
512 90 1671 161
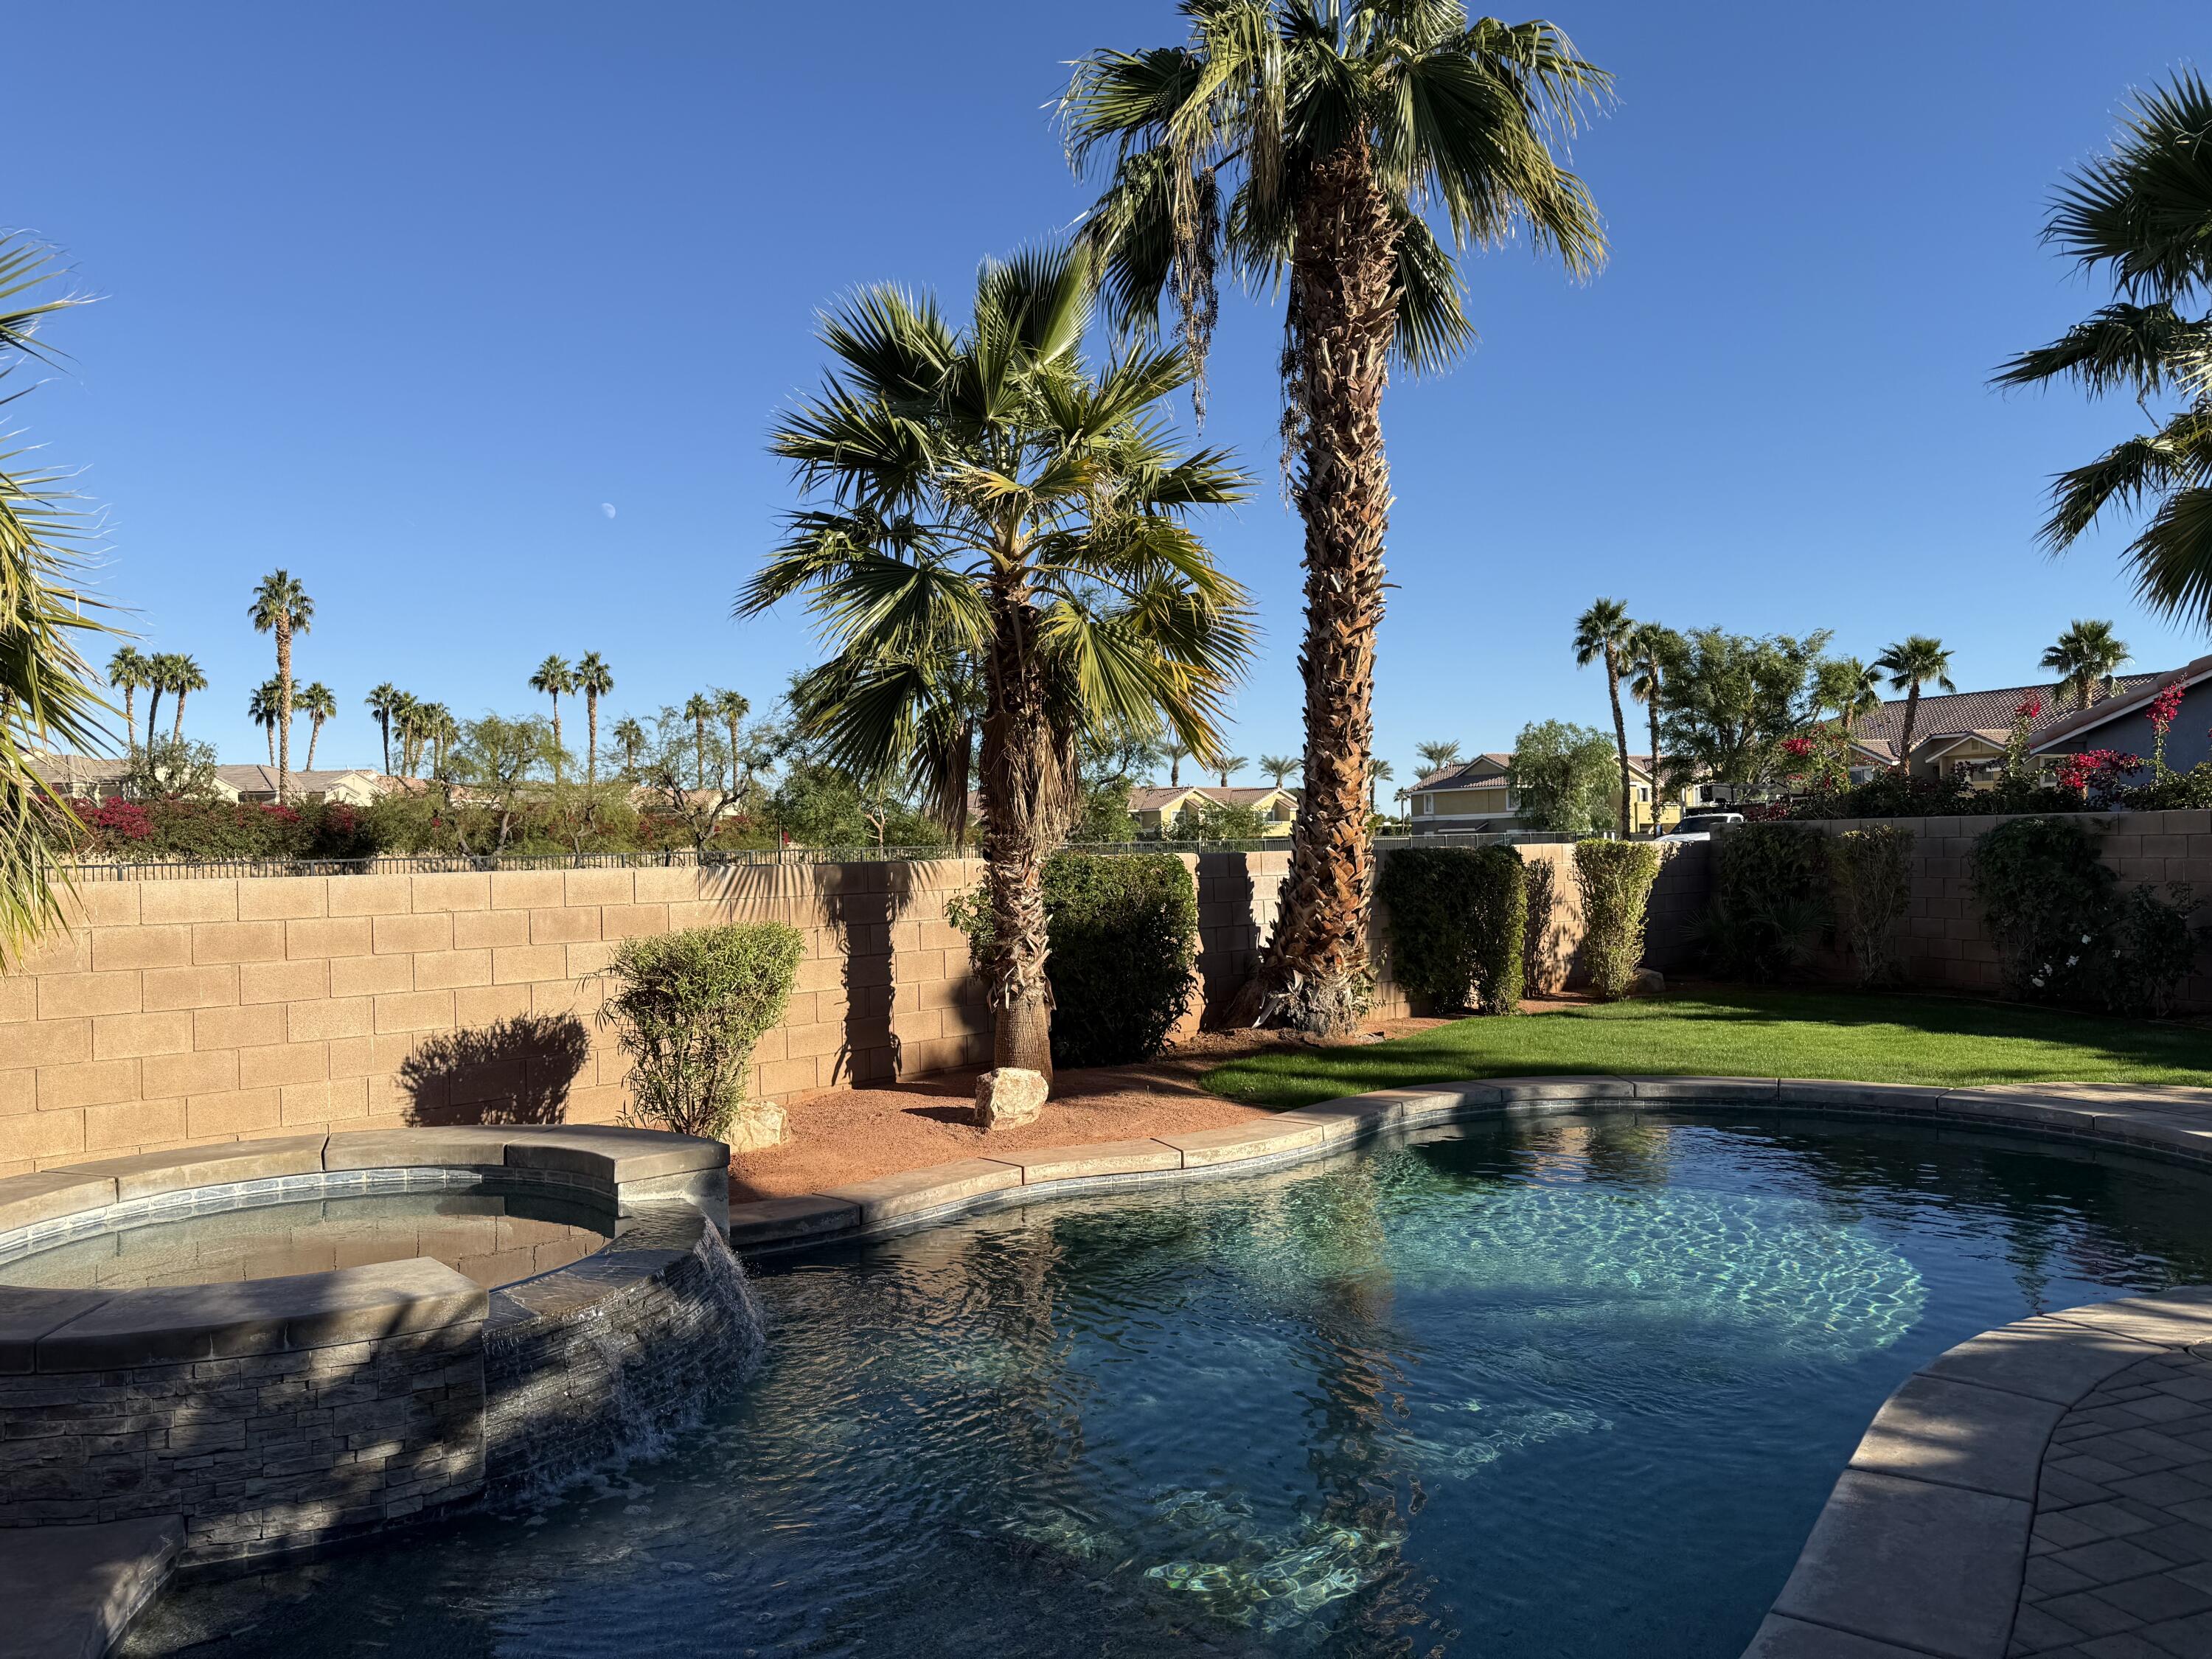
529 655 574 778
1573 599 1636 837
713 690 749 792
1259 752 1302 788
2039 619 2132 710
1065 4 1610 1033
364 682 403 776
107 646 150 758
0 233 113 959
681 693 715 790
574 652 614 785
1414 740 1462 778
1994 73 2212 622
611 715 647 776
165 655 206 742
248 571 313 801
1625 622 1681 809
741 244 1253 1082
1211 753 1249 787
246 678 282 768
1164 740 1192 787
1874 636 1955 771
296 681 336 769
1366 756 1394 815
1814 655 1883 742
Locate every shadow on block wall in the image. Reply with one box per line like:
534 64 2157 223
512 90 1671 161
400 1014 594 1126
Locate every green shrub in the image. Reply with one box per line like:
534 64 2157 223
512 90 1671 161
1969 816 2115 1004
1377 845 1526 1015
947 852 1199 1068
2108 883 2203 1017
1704 822 1832 981
596 921 804 1139
1573 840 1663 1001
1829 825 1915 986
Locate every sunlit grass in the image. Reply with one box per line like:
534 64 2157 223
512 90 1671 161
1203 989 2212 1111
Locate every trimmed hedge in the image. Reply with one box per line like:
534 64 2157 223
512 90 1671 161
597 921 804 1138
1704 822 1832 981
950 852 1199 1069
1573 840 1663 1001
1377 845 1526 1015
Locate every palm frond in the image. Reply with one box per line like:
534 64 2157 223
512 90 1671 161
1994 302 2211 397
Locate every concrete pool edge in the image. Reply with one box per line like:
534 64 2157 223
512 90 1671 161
726 1075 2212 1252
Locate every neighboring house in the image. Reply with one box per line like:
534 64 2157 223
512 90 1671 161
28 755 150 803
1127 785 1299 838
1407 754 1697 836
1836 671 2171 785
2030 652 2212 777
214 767 390 807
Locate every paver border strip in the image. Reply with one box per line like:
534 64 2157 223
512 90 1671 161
725 1074 2212 1658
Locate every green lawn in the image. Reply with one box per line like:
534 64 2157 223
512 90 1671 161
1201 989 2212 1110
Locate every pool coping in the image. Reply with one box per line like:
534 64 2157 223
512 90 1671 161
726 1074 2212 1658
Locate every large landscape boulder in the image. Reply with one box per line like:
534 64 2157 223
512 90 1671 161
726 1102 787 1152
974 1068 1048 1131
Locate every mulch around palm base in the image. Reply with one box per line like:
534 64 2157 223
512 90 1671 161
728 1015 1450 1203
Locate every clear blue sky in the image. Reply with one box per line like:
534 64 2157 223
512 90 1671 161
13 1 2207 778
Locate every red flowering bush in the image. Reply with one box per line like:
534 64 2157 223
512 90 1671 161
80 798 154 842
2016 697 2042 721
2055 748 2144 806
1780 736 1815 759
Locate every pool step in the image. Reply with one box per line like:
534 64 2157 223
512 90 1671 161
0 1514 184 1659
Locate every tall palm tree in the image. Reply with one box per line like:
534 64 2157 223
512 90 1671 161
713 689 749 792
420 703 458 776
247 570 313 801
611 715 646 776
246 678 282 768
2039 619 2132 711
0 232 114 960
1066 5 1609 1033
165 655 206 741
142 652 183 751
1211 753 1249 787
1366 756 1393 815
1625 622 1680 813
574 651 614 786
1814 655 1883 743
529 655 574 779
1414 740 1462 778
364 682 403 775
389 692 424 776
681 693 715 790
296 681 336 770
1874 636 1955 772
741 244 1252 1082
1259 752 1302 788
1994 73 2212 623
1573 599 1636 838
107 646 150 759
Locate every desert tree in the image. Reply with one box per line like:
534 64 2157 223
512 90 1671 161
574 651 613 785
248 571 313 801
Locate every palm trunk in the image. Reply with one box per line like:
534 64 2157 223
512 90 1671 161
1898 686 1921 775
1607 652 1631 837
585 694 599 787
1253 142 1399 1035
1647 683 1663 832
550 695 563 783
122 687 136 759
306 717 322 771
379 714 392 776
276 625 292 804
264 723 276 768
980 570 1067 1086
145 691 163 751
171 692 187 742
726 720 741 792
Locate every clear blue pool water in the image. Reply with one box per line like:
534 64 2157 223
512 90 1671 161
127 1110 2212 1658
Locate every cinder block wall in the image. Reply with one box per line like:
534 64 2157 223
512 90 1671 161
1778 810 2212 1009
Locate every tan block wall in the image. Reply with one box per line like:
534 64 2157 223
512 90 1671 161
1779 810 2212 1009
0 860 998 1177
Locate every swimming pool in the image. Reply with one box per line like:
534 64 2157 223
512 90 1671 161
124 1110 2212 1658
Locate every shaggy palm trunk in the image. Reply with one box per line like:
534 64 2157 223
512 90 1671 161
551 696 564 784
1254 144 1400 1035
586 695 599 787
122 687 136 759
1606 653 1631 837
1897 686 1921 775
980 574 1067 1086
275 625 292 804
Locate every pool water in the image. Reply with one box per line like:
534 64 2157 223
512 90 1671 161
126 1111 2212 1658
1 1187 617 1292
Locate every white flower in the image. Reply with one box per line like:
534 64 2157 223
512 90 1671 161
2081 933 2093 944
2067 956 2079 967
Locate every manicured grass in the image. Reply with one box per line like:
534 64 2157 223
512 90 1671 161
1202 988 2212 1110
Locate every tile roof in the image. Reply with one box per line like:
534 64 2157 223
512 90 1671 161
2029 652 2212 753
1846 674 2167 749
1129 785 1295 811
213 765 383 792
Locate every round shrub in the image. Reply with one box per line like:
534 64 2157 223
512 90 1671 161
1377 845 1526 1015
596 921 804 1139
948 852 1199 1070
1573 840 1663 1001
